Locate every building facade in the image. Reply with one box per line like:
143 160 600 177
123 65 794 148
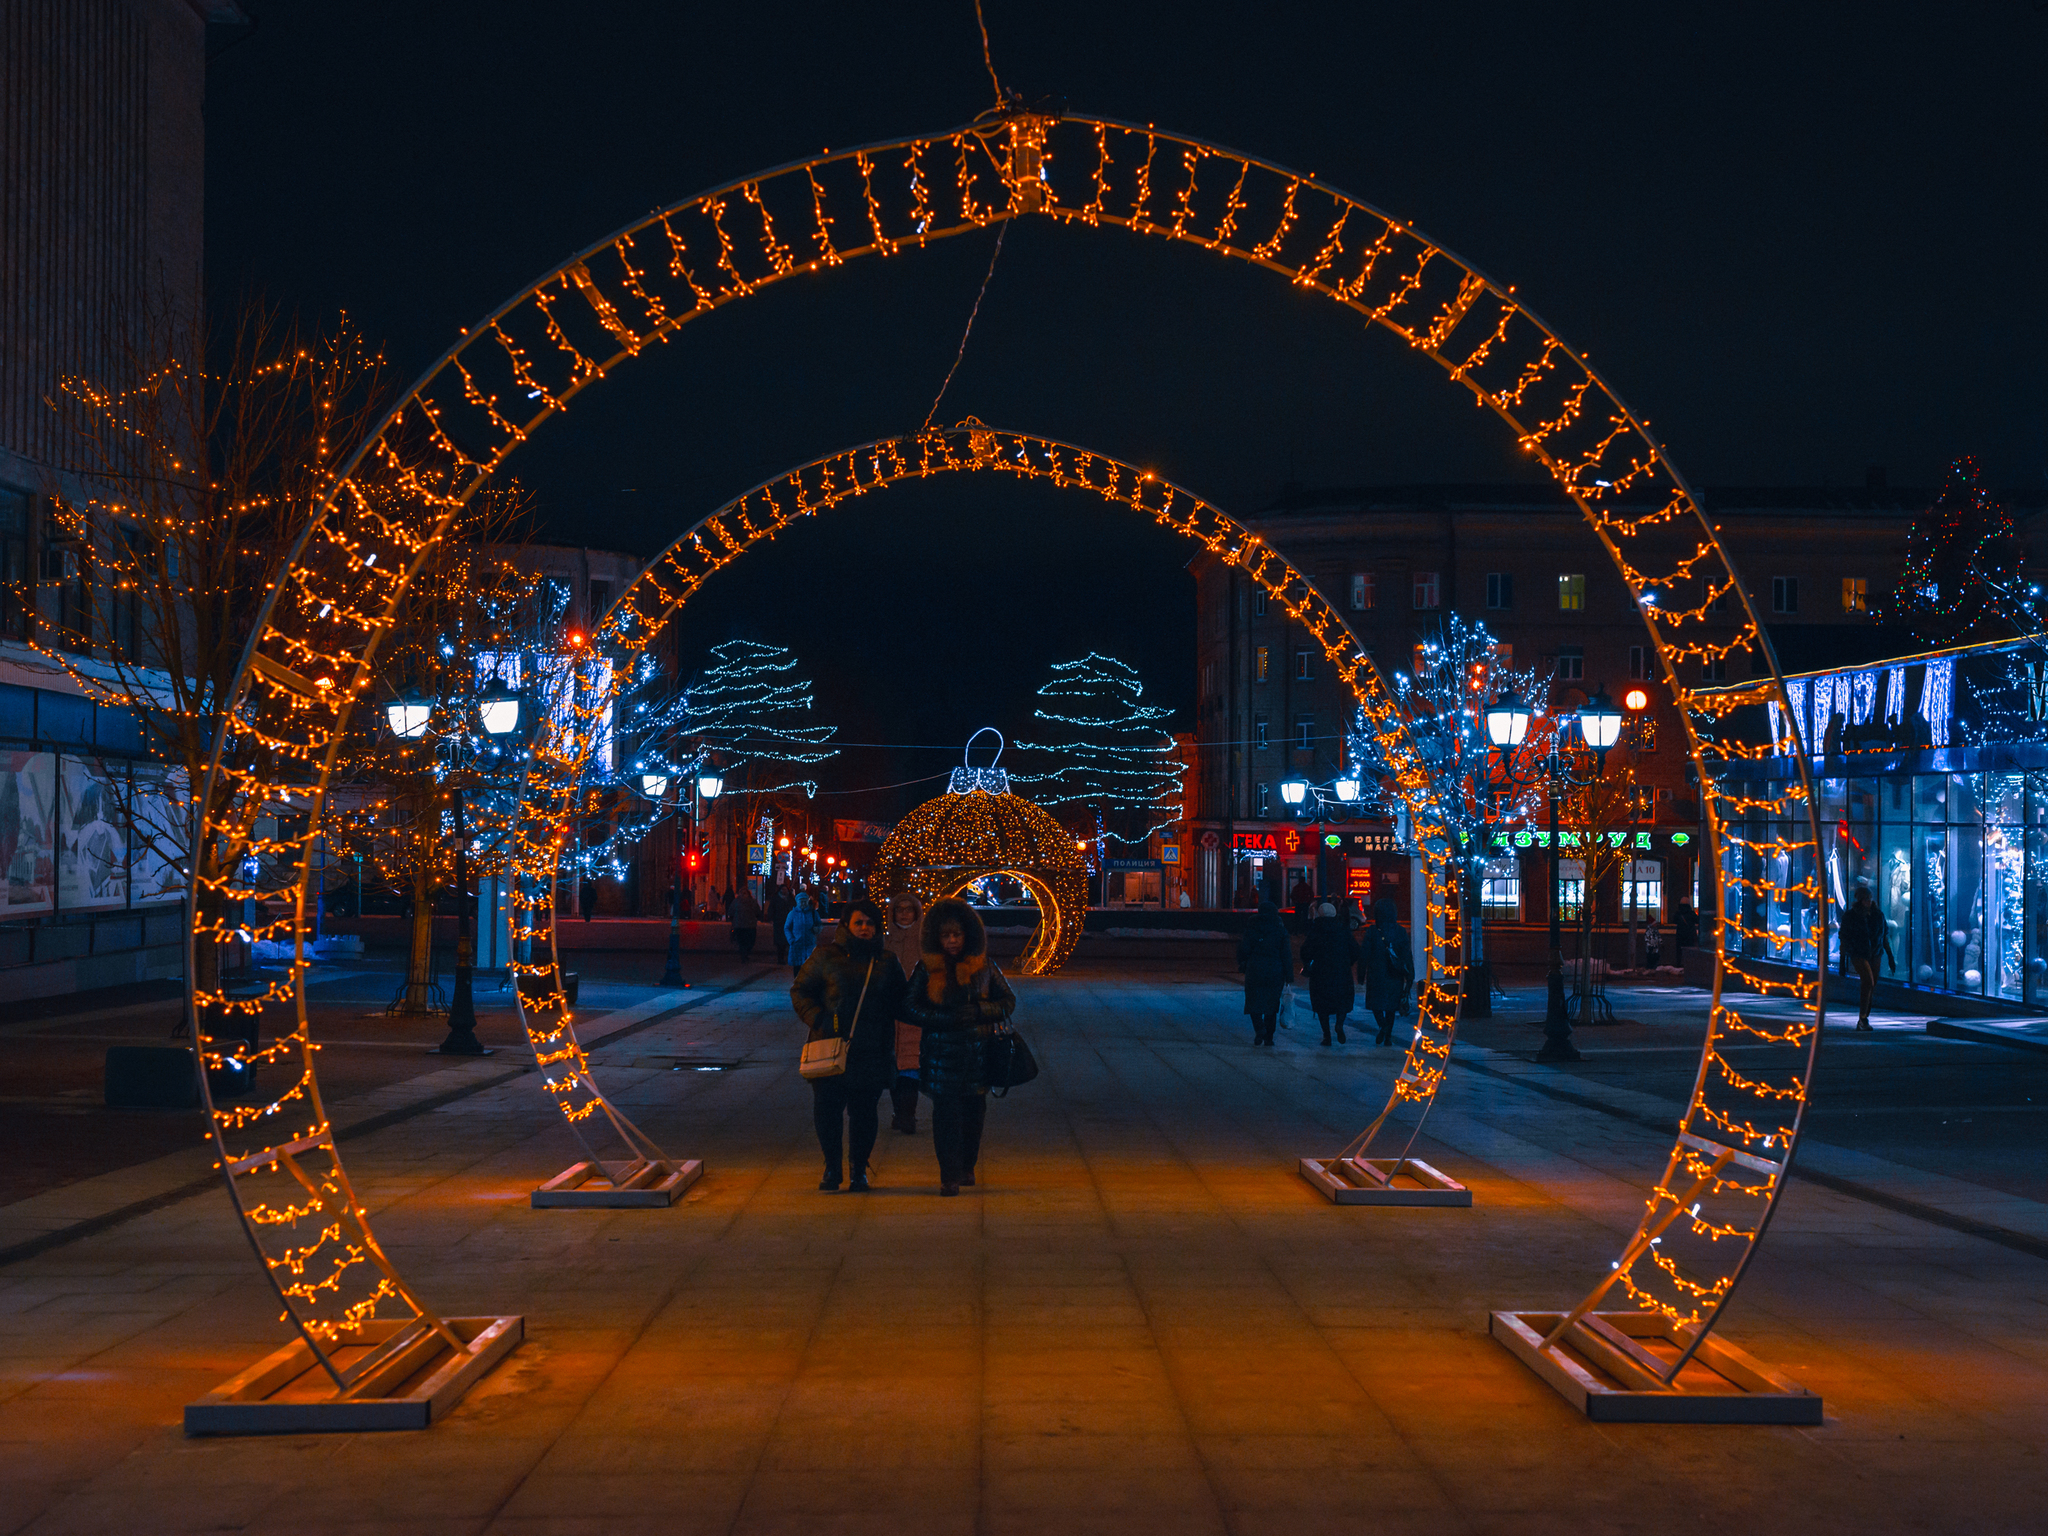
1181 482 2004 931
1 0 241 1001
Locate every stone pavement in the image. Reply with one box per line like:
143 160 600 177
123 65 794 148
3 963 2045 1534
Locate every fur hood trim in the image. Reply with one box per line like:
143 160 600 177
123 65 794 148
921 897 988 1003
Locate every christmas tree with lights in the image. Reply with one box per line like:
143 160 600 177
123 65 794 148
1013 653 1182 847
1880 456 2024 648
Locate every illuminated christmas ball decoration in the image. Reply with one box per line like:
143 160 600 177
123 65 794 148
869 787 1088 976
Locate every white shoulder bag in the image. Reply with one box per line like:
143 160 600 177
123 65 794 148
799 958 875 1080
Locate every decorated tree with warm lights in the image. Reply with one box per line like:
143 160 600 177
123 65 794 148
19 300 403 1018
1013 653 1184 854
1347 614 1550 997
671 639 837 893
1879 456 2025 649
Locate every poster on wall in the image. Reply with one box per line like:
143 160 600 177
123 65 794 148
58 757 130 911
129 766 189 907
0 750 57 916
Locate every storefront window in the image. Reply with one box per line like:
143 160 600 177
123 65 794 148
1480 858 1520 918
1558 858 1586 921
1948 823 1986 993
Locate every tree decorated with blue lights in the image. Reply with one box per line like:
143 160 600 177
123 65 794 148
1880 456 2025 649
1013 653 1183 850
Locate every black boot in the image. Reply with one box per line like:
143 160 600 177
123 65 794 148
1335 1016 1348 1044
1319 1016 1332 1046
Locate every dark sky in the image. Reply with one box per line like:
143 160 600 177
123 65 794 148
203 2 2048 812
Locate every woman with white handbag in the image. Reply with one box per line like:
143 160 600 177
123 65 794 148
791 898 905 1192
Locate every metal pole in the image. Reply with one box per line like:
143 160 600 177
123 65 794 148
439 784 488 1054
661 790 686 987
1539 747 1580 1062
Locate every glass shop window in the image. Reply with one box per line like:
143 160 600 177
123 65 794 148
1623 859 1662 918
1481 858 1521 918
1558 573 1585 612
1557 858 1586 920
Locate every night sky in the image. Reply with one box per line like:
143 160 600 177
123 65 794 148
203 2 2048 813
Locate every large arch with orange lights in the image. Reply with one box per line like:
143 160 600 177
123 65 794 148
194 110 1822 1401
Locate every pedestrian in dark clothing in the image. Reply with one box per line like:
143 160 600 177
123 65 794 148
1642 917 1663 970
901 898 1015 1196
785 892 823 970
1360 897 1414 1045
882 892 926 1134
1287 874 1316 931
1672 900 1699 967
768 880 795 965
790 898 904 1191
579 878 597 922
1300 901 1360 1045
1237 899 1295 1045
728 884 762 962
1839 882 1895 1030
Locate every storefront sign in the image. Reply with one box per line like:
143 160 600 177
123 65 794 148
1107 859 1164 871
831 819 893 844
1485 828 1692 852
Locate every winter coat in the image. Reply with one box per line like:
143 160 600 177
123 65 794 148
1300 916 1360 1016
1360 916 1414 1013
1673 903 1700 948
728 889 762 931
1237 907 1296 1016
901 899 1015 1100
1840 900 1892 963
785 900 823 967
883 896 926 1073
790 931 905 1091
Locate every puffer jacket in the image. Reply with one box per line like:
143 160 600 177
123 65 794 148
901 898 1015 1100
1300 916 1360 1015
790 931 905 1091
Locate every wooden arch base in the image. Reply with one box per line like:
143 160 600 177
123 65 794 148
1298 1155 1470 1207
1490 1312 1820 1424
186 1316 522 1435
532 1157 703 1208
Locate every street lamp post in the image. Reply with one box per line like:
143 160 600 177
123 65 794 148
647 766 721 987
1484 685 1618 1064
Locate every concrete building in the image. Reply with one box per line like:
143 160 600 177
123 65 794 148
1 0 244 1002
1179 482 2036 947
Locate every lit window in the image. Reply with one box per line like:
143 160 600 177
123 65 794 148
1256 645 1269 683
1294 649 1313 681
1558 573 1586 612
1413 571 1440 609
1556 645 1584 681
1350 572 1373 610
1481 859 1521 917
1842 576 1867 614
1486 572 1513 610
1772 576 1799 614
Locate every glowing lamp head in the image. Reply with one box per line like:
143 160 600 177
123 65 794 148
385 692 432 739
1279 777 1309 807
1624 687 1649 712
779 835 791 849
1484 689 1531 748
1576 686 1624 751
640 774 669 800
479 686 521 736
696 771 724 799
1333 776 1362 803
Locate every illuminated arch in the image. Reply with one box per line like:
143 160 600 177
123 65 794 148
197 112 1822 1395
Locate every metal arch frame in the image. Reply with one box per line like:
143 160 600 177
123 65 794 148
196 109 1823 1390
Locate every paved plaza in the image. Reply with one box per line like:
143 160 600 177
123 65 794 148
3 961 2045 1535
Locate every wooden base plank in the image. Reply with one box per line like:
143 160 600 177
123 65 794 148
1298 1156 1472 1207
530 1158 703 1208
184 1316 522 1435
1489 1310 1822 1424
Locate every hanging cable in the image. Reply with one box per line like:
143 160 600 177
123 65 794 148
922 222 1006 430
974 0 1004 108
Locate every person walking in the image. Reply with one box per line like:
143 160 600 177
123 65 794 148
1360 897 1414 1045
785 891 823 971
1673 899 1699 968
1237 898 1295 1046
578 877 597 923
1286 873 1316 932
882 892 926 1135
1840 881 1895 1030
728 882 762 963
1300 899 1360 1045
791 898 903 1191
1642 915 1663 970
768 879 795 966
901 898 1014 1196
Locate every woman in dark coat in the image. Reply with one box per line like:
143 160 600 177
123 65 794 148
1299 900 1360 1046
790 897 904 1192
1359 896 1415 1046
901 898 1015 1196
1237 898 1295 1046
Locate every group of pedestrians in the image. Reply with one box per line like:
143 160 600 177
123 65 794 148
789 894 1015 1197
724 879 825 970
1238 894 1413 1048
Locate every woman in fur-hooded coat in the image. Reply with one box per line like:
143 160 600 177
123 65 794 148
900 898 1016 1192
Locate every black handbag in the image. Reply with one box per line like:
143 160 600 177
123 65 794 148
984 1025 1039 1096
